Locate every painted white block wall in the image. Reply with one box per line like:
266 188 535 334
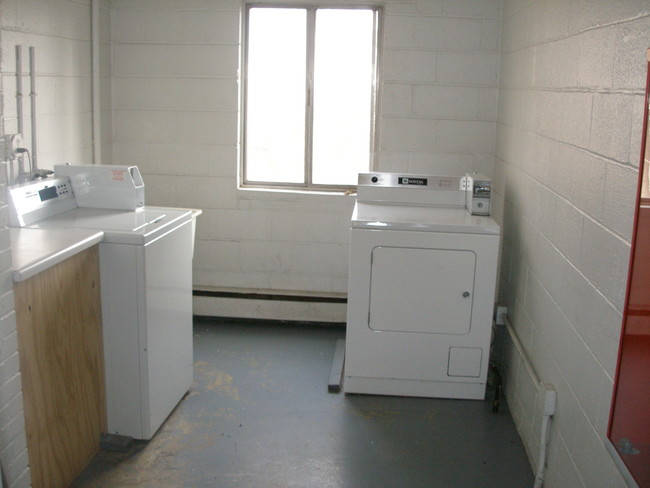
381 0 500 175
495 1 650 486
99 0 112 164
0 135 30 486
110 0 502 314
0 0 95 171
0 15 30 488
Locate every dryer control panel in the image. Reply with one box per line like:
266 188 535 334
357 172 492 216
359 172 465 191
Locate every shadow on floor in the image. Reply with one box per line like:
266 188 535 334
72 318 533 488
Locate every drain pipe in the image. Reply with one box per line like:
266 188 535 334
500 312 556 488
15 45 25 180
92 0 101 165
29 46 38 171
15 45 24 136
534 383 556 488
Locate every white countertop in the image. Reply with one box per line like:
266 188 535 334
11 228 104 282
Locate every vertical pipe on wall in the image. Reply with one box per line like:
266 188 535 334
15 45 23 136
503 314 556 488
92 0 101 165
15 45 24 179
29 46 38 171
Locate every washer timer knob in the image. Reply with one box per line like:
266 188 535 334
371 176 379 183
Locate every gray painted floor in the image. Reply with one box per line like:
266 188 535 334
73 318 533 487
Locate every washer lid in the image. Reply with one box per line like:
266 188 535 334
351 202 500 235
28 206 192 244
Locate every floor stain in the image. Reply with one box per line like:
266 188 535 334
194 360 241 400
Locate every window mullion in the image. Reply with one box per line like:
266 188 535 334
304 8 316 187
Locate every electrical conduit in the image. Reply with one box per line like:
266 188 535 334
501 313 556 488
29 46 38 171
92 0 101 165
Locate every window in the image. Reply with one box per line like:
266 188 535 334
243 5 380 190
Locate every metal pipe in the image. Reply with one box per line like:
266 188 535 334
502 313 540 386
92 0 101 165
503 314 555 488
533 414 551 488
15 45 25 181
16 45 23 136
29 46 38 171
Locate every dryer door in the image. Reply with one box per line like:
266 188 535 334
368 246 476 334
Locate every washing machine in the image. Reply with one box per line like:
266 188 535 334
344 172 500 400
9 170 198 439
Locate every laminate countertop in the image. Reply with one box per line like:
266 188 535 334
11 228 104 282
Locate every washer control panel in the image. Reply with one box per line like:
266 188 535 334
8 177 77 227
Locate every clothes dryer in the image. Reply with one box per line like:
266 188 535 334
344 173 500 399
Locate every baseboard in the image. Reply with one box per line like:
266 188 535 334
192 288 348 323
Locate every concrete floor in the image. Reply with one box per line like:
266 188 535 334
72 318 533 487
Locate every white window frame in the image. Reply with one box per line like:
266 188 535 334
241 4 382 192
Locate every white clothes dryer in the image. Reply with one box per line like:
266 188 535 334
344 173 500 400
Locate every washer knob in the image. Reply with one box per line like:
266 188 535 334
463 291 471 298
371 176 378 183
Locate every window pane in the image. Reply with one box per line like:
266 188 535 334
246 8 306 184
312 9 374 186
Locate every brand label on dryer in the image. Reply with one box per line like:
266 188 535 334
398 177 427 186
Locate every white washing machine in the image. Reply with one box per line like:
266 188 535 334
9 174 197 439
344 172 500 400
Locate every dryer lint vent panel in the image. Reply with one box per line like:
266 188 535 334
447 347 483 377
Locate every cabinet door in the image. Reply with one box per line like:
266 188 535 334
368 246 476 334
15 246 105 488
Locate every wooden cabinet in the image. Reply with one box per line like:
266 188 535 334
14 245 106 488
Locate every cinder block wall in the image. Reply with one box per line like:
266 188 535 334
0 176 30 487
0 21 30 488
0 110 31 486
494 0 650 486
0 0 95 170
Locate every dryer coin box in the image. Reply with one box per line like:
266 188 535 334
54 164 145 210
465 172 492 216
